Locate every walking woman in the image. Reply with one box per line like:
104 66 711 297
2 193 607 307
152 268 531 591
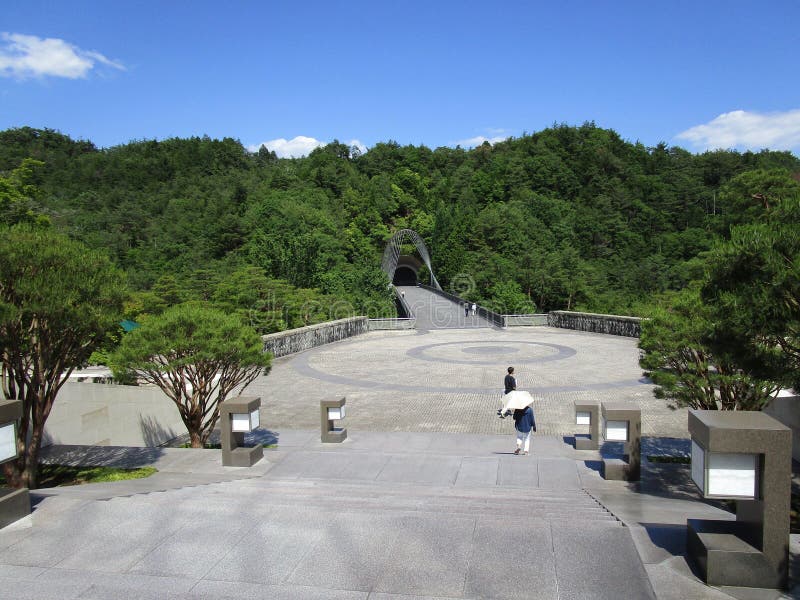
513 404 536 455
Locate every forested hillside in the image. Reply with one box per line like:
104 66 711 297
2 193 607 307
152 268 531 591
1 124 798 330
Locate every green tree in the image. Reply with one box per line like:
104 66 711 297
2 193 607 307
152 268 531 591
0 158 49 227
702 194 800 389
639 287 777 411
488 280 536 314
0 227 126 488
112 303 271 447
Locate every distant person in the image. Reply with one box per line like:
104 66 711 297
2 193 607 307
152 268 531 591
513 404 536 455
464 303 469 317
498 366 516 418
504 366 516 394
471 302 477 316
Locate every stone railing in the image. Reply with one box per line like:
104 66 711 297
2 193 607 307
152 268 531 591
368 318 416 330
547 311 642 337
504 314 548 327
262 317 369 358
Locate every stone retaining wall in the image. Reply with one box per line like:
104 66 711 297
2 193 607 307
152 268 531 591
504 314 548 327
262 316 369 358
369 318 416 330
547 311 642 337
44 382 183 447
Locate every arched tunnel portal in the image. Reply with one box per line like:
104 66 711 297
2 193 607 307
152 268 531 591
381 229 441 290
393 255 422 285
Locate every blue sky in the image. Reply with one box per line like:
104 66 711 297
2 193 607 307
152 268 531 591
2 1 799 157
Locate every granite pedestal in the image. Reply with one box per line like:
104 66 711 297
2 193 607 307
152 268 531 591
321 397 347 443
600 402 641 481
0 398 30 529
574 401 600 450
220 396 263 467
687 410 791 589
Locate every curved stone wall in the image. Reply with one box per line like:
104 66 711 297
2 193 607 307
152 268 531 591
547 311 642 337
262 317 369 358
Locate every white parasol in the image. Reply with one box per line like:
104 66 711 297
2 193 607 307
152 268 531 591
501 390 534 412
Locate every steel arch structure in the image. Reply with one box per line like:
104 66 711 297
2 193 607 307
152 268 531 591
381 229 442 290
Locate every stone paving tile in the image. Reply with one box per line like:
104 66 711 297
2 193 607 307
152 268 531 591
372 514 475 597
249 327 688 440
465 519 558 599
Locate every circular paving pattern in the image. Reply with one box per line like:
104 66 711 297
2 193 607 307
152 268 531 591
406 340 576 366
461 345 519 355
289 334 645 394
249 328 686 438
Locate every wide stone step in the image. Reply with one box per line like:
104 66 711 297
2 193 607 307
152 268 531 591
109 477 620 524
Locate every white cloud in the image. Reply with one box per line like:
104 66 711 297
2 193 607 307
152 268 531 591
676 109 800 152
347 139 367 155
248 136 368 158
0 32 125 79
452 135 509 148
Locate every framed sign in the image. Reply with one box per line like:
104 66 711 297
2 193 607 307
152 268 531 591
0 422 17 464
691 440 758 499
605 420 629 442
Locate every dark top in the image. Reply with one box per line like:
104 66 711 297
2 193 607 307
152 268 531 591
503 374 516 394
513 406 536 433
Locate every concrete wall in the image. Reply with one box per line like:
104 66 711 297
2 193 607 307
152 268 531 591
369 318 416 330
44 382 184 447
504 314 548 327
262 316 369 358
764 392 800 461
548 310 642 337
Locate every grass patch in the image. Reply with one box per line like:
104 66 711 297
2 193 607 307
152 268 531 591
647 455 691 464
0 465 157 488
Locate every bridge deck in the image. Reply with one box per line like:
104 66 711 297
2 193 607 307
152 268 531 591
397 285 495 329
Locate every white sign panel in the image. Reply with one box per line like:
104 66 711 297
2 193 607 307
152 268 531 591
707 452 757 498
576 411 591 426
232 413 251 432
691 440 705 494
0 422 16 463
250 409 260 430
605 420 629 441
327 406 345 420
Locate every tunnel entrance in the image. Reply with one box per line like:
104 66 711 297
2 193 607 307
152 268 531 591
393 265 418 286
381 229 441 290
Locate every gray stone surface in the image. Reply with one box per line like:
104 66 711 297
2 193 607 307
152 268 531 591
248 327 687 438
0 430 778 599
552 521 656 599
2 326 794 599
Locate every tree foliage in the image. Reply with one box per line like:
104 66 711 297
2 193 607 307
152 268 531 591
702 177 800 390
0 226 126 488
111 303 271 448
639 287 778 411
1 125 798 319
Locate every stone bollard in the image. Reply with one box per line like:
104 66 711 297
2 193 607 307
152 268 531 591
574 401 600 450
220 396 263 467
687 410 791 589
321 397 347 443
600 402 641 481
0 399 30 529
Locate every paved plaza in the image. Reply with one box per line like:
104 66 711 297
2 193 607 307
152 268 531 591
249 326 688 439
0 326 797 599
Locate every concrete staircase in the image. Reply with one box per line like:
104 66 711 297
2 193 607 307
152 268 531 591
145 478 622 526
17 440 660 599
